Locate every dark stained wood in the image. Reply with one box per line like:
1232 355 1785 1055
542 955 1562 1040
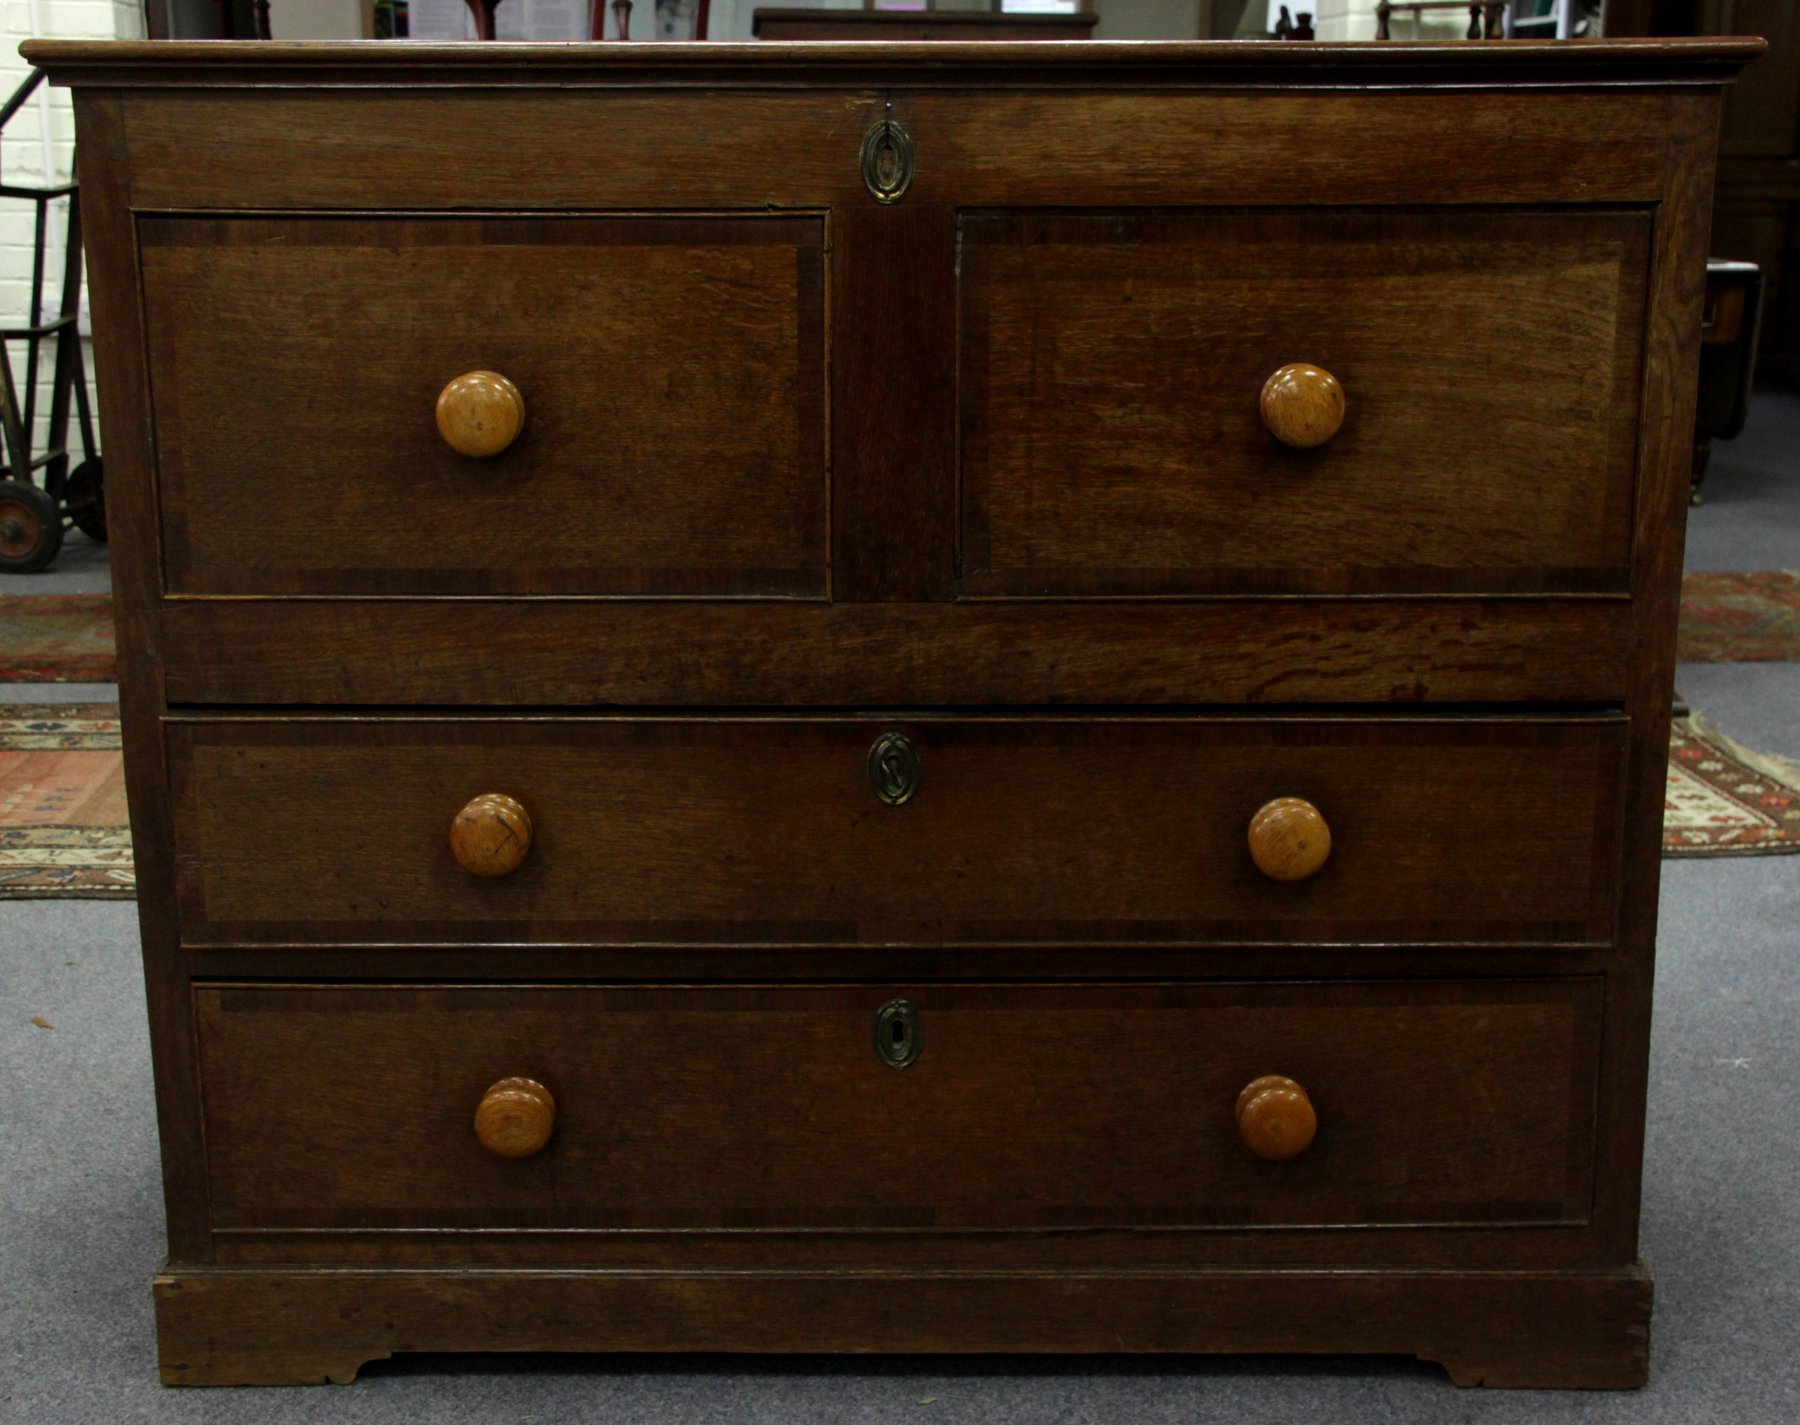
203 1214 1616 1271
85 87 1700 215
166 715 1627 948
139 215 828 597
23 37 1763 88
31 37 1754 1391
830 200 958 601
960 208 1648 597
193 979 1601 1230
1594 87 1725 1267
153 598 1638 707
68 94 212 1264
153 1264 1654 1388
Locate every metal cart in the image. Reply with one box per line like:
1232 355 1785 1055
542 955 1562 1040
0 66 103 575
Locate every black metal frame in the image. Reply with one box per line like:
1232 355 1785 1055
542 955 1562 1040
0 68 100 525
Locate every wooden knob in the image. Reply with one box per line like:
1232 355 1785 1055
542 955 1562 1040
1236 1074 1317 1161
436 370 525 458
450 793 533 877
1247 795 1331 882
1260 363 1345 448
474 1076 555 1159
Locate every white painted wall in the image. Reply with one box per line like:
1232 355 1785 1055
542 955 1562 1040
270 0 368 39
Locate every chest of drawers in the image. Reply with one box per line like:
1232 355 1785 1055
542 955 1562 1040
29 35 1758 1389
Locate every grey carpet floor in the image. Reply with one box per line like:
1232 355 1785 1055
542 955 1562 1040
0 391 1796 1419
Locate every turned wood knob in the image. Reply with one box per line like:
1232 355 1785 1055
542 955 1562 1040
1236 1074 1317 1161
450 793 533 877
1247 795 1332 882
474 1076 555 1159
1260 363 1345 448
436 370 525 458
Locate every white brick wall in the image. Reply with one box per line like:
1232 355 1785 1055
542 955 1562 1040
1 0 138 471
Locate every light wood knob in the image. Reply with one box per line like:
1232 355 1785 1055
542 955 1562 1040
436 370 525 458
1236 1074 1317 1161
474 1076 555 1159
1247 796 1332 882
1260 363 1345 448
450 793 533 877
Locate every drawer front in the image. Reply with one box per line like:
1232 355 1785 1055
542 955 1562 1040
168 715 1624 948
140 215 827 596
959 208 1649 596
195 979 1602 1232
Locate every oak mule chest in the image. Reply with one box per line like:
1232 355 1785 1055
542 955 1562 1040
27 36 1758 1388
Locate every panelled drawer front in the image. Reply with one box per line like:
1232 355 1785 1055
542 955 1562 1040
959 208 1650 597
194 979 1602 1232
168 715 1625 948
140 214 827 596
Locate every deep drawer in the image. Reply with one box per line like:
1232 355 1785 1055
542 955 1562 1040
959 207 1650 597
168 714 1626 949
139 214 827 597
195 979 1602 1233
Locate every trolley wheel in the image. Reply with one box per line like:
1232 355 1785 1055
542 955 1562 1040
0 479 63 574
66 459 106 544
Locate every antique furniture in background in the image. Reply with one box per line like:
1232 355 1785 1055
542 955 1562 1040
1607 0 1796 378
1691 258 1764 502
1376 3 1507 39
28 35 1757 1389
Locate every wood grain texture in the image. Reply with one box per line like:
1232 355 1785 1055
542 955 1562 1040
830 200 958 601
472 1077 555 1160
154 598 1637 707
68 94 213 1261
33 39 1753 1389
79 84 1722 214
140 215 827 596
151 1265 1653 1388
167 715 1627 948
448 793 532 878
1235 1074 1319 1161
960 208 1648 596
1260 363 1346 449
1591 88 1727 1266
193 979 1601 1231
434 371 525 460
26 36 1763 87
1247 797 1333 883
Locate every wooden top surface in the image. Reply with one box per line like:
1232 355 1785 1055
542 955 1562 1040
20 37 1764 89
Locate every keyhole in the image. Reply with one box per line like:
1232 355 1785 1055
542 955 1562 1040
869 732 919 806
874 999 920 1068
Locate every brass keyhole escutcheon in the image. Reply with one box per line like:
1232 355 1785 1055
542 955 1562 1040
874 999 921 1069
868 731 921 806
860 117 915 204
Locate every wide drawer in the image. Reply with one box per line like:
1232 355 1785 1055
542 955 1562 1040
959 207 1650 597
194 979 1602 1232
139 214 827 596
168 714 1625 948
